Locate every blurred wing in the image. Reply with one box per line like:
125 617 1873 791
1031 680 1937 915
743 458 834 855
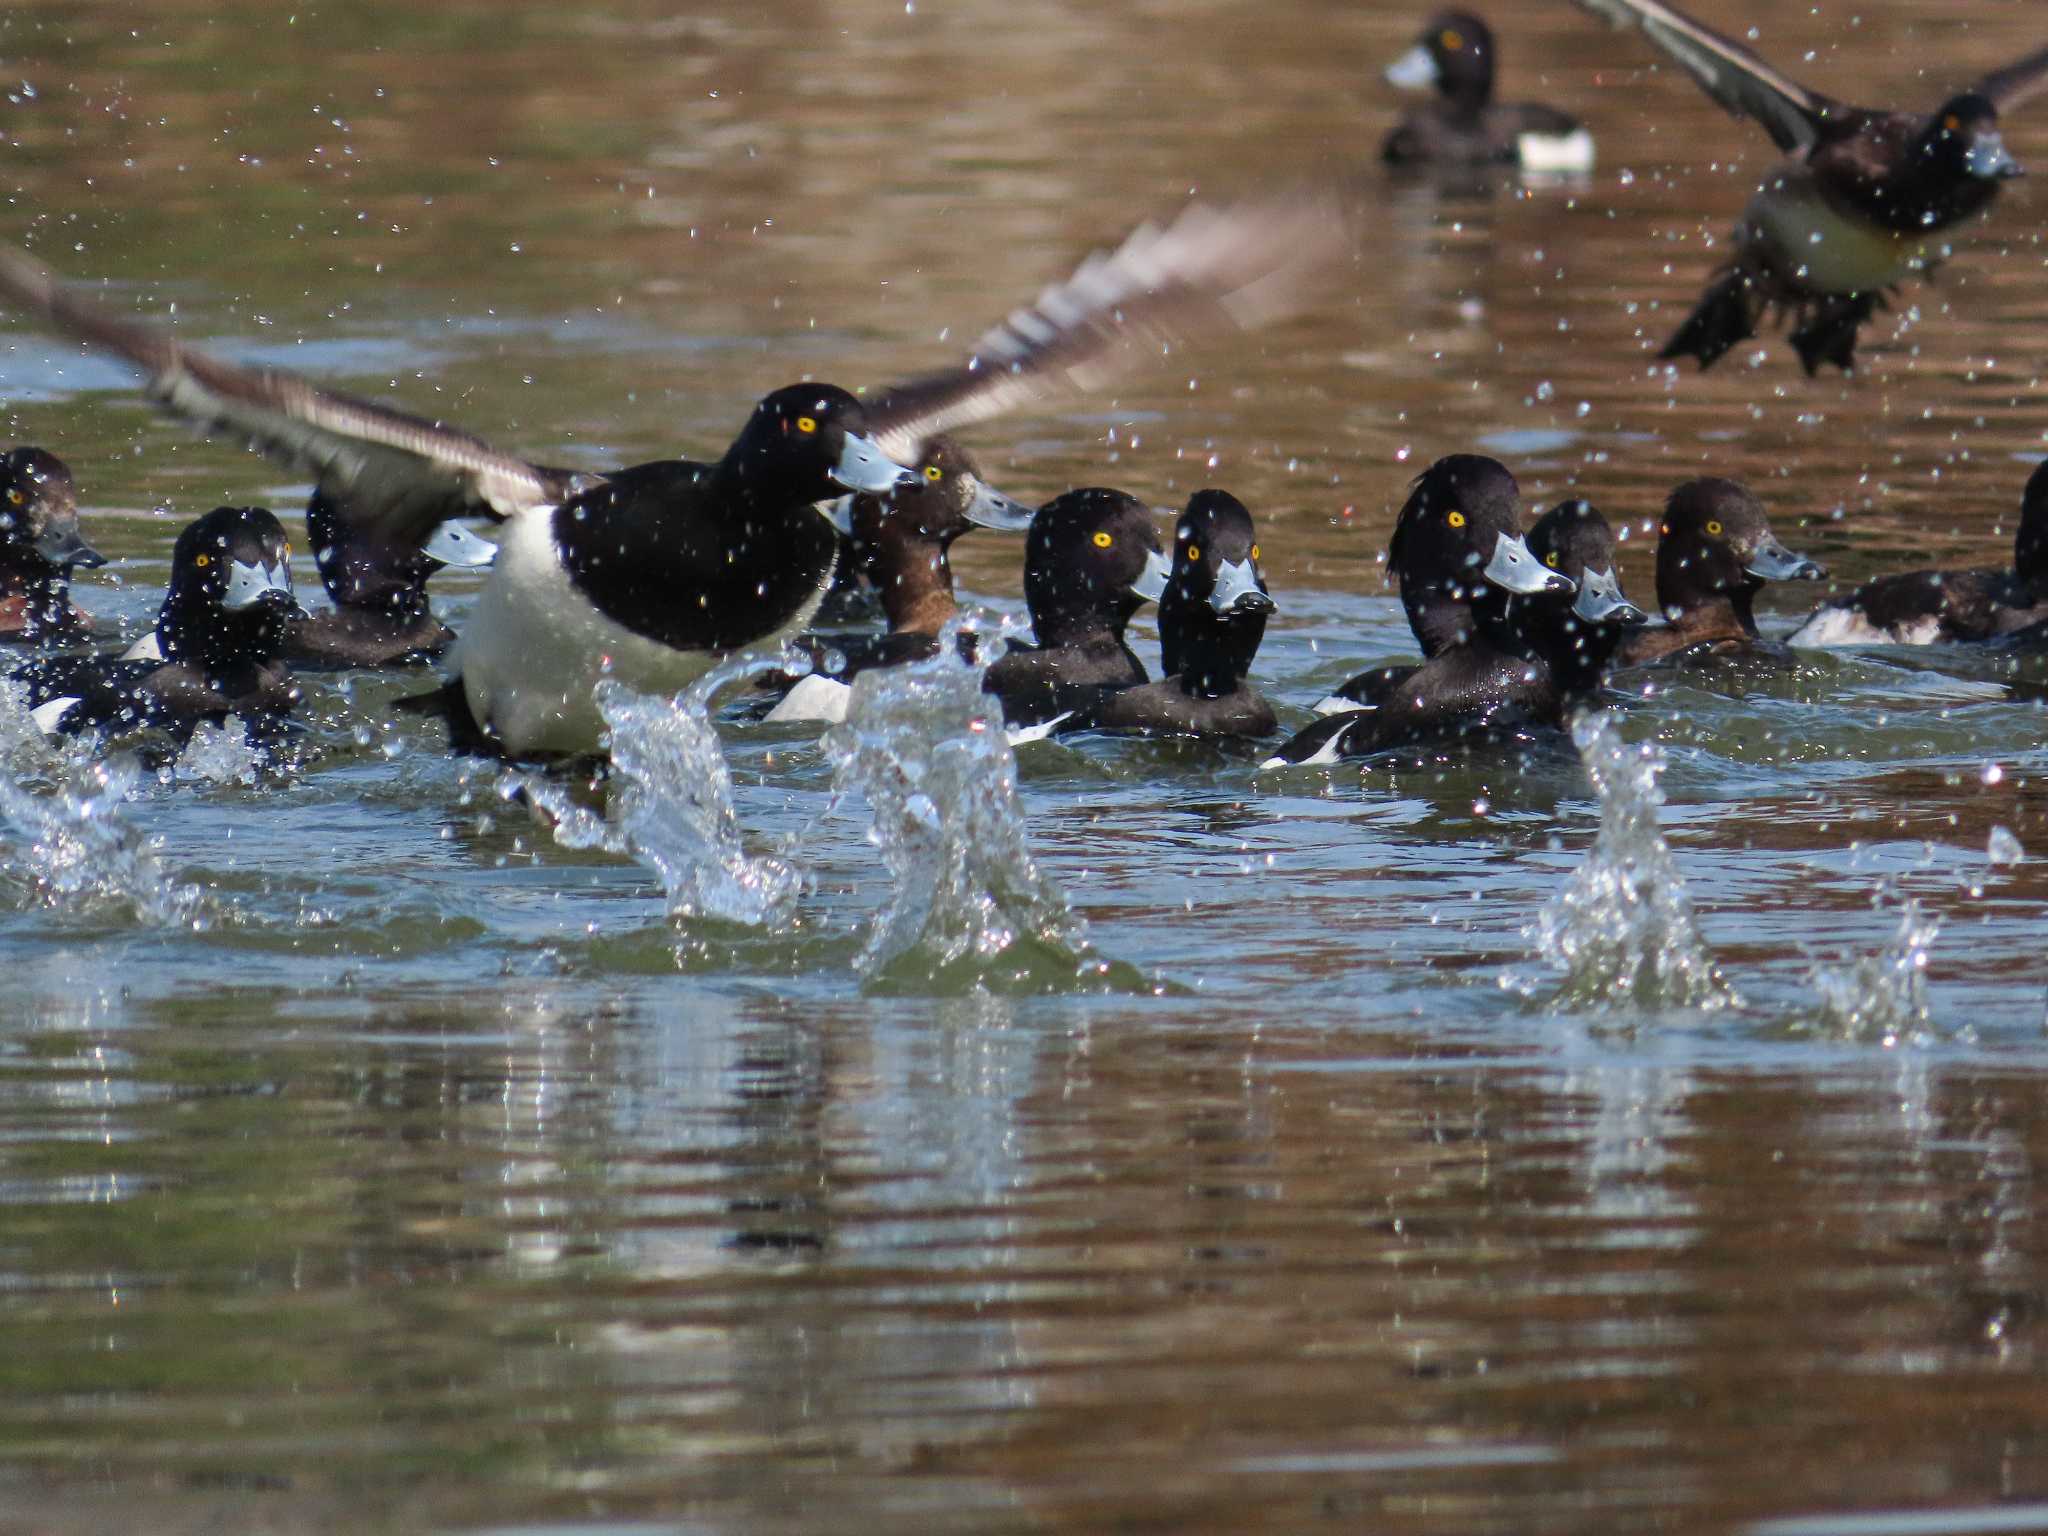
1977 45 2048 115
864 196 1348 464
1570 0 1834 155
0 247 581 547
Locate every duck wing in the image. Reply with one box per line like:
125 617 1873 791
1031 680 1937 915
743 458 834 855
0 247 586 552
1976 44 2048 115
863 195 1348 465
1570 0 1837 155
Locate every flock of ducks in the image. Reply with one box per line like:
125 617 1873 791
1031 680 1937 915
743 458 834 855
0 0 2046 778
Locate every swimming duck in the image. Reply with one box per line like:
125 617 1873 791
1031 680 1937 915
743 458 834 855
0 446 105 644
1057 489 1280 739
1789 460 2048 648
1314 453 1553 714
763 436 1035 725
981 489 1171 726
1382 10 1594 173
1515 498 1649 698
1574 0 2048 373
0 199 1340 759
1264 537 1575 767
15 505 302 748
1614 478 1826 666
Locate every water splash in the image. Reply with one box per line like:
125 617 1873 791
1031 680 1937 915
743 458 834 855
1521 711 1736 1013
1808 899 1944 1047
0 755 205 927
822 646 1089 983
168 718 265 787
506 660 800 926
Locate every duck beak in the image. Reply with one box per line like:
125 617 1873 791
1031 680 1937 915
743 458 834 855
1573 565 1647 626
832 432 920 495
1484 533 1575 595
1968 132 2023 180
1208 556 1276 616
1745 534 1827 582
1384 43 1439 91
1129 546 1173 604
34 524 105 571
420 519 498 568
223 558 295 611
960 476 1037 533
819 495 857 537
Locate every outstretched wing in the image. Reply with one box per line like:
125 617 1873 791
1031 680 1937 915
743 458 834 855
0 246 582 550
1570 0 1836 156
1976 45 2048 115
863 195 1348 466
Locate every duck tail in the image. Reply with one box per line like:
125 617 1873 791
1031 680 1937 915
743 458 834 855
1659 269 1763 371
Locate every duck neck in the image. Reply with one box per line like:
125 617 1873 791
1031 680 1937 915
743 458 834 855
866 523 959 637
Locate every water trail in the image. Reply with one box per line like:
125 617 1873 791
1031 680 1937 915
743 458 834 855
1520 711 1737 1013
821 644 1090 982
505 659 800 926
0 753 204 927
1807 898 1944 1046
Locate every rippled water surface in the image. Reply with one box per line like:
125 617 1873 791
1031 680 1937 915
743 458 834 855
5 1 2048 1531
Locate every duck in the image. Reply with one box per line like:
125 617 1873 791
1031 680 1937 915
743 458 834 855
15 505 302 748
981 488 1171 727
1263 529 1576 768
1789 459 2048 648
0 446 106 644
762 435 1035 725
1381 10 1594 173
1515 498 1649 698
1314 453 1560 714
1572 0 2048 373
0 199 1340 760
1614 478 1826 666
1053 489 1280 739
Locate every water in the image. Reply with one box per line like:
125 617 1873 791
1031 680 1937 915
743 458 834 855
5 1 2048 1531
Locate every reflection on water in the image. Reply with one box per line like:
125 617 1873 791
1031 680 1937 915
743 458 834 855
3 0 2048 1530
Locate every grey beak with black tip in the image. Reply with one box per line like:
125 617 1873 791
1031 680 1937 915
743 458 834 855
1130 547 1174 604
1968 132 2023 181
1485 533 1575 596
420 519 498 567
832 433 920 495
961 476 1037 533
1573 566 1647 626
34 525 106 571
1384 44 1440 90
223 558 295 611
1208 556 1276 616
1744 535 1827 582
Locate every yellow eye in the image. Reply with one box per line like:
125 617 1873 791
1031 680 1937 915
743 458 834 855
1441 28 1463 50
796 416 817 434
1543 551 1560 568
194 553 210 568
1944 113 1962 133
1249 544 1260 562
923 465 943 482
1091 531 1113 549
1447 510 1466 529
1659 522 1671 537
1705 519 1724 536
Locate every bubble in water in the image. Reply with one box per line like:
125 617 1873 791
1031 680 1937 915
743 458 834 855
1520 712 1737 1012
1808 899 1943 1047
821 641 1089 983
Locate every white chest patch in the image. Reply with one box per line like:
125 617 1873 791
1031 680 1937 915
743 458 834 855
1786 603 1939 648
763 673 852 725
1517 128 1594 176
454 506 828 757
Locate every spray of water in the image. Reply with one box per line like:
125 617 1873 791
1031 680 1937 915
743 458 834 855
822 646 1090 982
1807 898 1944 1046
1523 711 1737 1013
505 660 800 926
0 754 205 927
